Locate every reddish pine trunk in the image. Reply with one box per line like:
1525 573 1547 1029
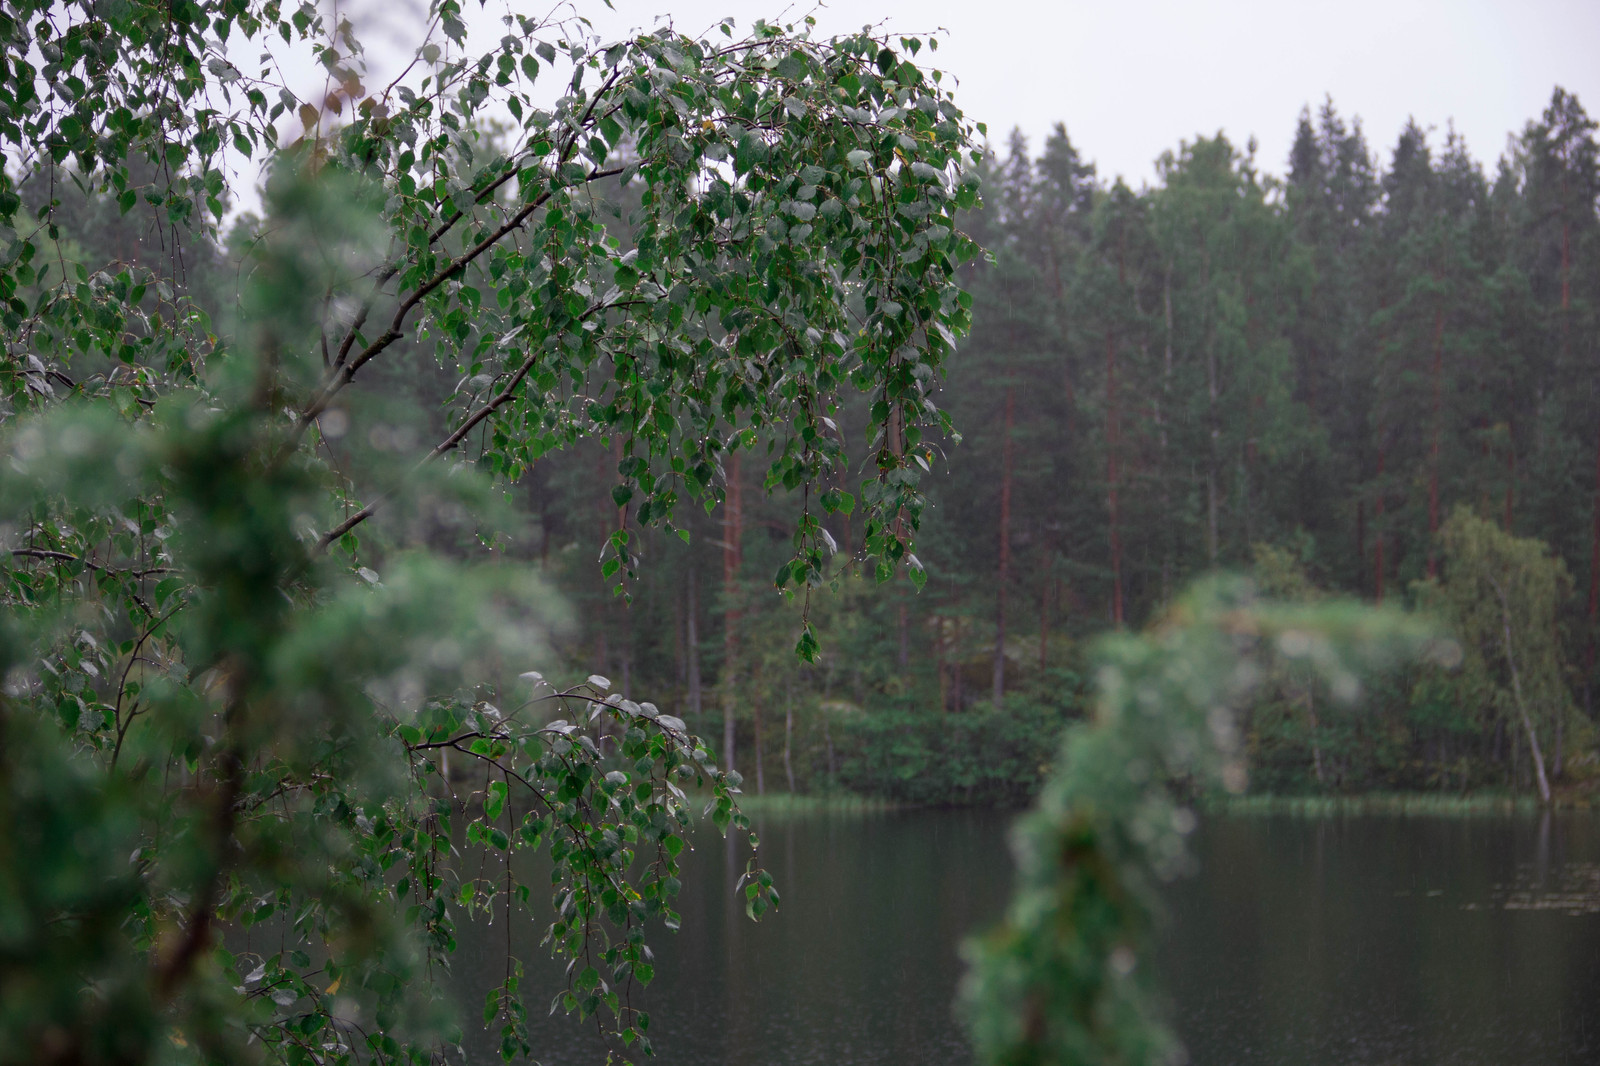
993 387 1015 709
1052 242 1074 438
1374 445 1386 606
1039 569 1051 672
1476 438 1493 515
1205 341 1220 565
839 472 853 563
1562 217 1572 312
1356 500 1366 596
721 453 743 774
1203 250 1219 566
1561 174 1600 681
1588 429 1600 677
897 601 909 670
935 616 949 712
1106 330 1124 626
783 683 795 793
1504 434 1516 535
1063 359 1076 442
686 554 702 723
1161 264 1175 599
1243 394 1263 545
1427 306 1444 578
752 703 764 796
673 582 685 687
614 436 627 529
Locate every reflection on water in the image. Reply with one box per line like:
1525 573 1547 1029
454 809 1600 1065
1497 863 1600 914
454 808 1012 1065
1164 812 1600 1066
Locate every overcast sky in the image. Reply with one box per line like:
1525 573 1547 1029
264 0 1600 208
415 0 1600 185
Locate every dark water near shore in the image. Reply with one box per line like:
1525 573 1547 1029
457 809 1600 1065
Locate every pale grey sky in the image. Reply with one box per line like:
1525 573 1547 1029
268 0 1600 199
562 0 1600 182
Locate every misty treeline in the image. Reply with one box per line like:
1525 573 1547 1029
522 86 1600 802
35 88 1598 805
756 85 1598 800
921 86 1600 800
365 86 1600 802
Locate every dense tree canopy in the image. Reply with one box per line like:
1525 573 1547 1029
5 0 1599 1061
534 89 1599 807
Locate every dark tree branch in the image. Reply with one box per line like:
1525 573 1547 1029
312 294 641 553
10 547 175 577
314 65 629 409
298 163 625 433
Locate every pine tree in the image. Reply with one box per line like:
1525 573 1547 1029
1283 100 1381 591
1515 92 1600 688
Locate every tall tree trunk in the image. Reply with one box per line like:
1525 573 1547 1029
1243 394 1261 547
753 702 765 796
1561 215 1572 312
1306 686 1326 786
1374 444 1386 606
837 462 853 562
1427 305 1444 579
1491 576 1552 804
1512 723 1523 791
1579 174 1600 706
686 552 702 726
1561 192 1573 625
1038 570 1050 673
1203 328 1216 569
1106 330 1124 626
783 679 795 793
993 386 1015 709
822 710 836 782
1504 432 1516 535
1061 274 1077 443
1160 263 1174 600
620 623 632 697
1555 713 1565 781
897 601 910 671
1205 251 1220 567
1356 499 1366 597
672 577 686 690
1587 426 1600 708
721 453 743 775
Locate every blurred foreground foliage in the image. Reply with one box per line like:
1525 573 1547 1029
960 579 1441 1065
0 0 980 1062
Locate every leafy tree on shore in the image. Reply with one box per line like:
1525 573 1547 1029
1428 507 1578 802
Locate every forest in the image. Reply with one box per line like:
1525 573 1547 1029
510 88 1600 806
1 1 1596 1060
27 88 1596 809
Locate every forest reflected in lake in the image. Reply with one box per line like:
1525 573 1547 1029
459 809 1600 1065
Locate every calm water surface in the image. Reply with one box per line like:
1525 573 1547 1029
457 809 1600 1065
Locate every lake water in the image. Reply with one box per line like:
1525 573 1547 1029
456 808 1600 1065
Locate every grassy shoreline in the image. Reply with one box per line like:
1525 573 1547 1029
729 791 902 816
1200 791 1599 816
726 789 1600 818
